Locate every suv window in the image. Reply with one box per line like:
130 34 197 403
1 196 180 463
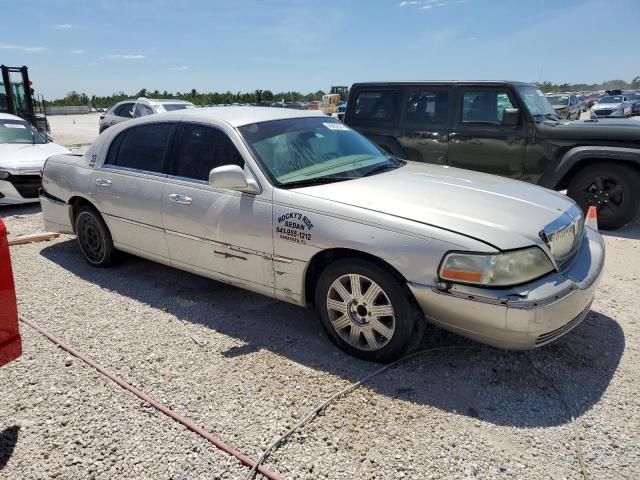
403 90 449 125
105 123 172 173
134 103 154 118
461 90 514 124
353 90 397 122
175 124 244 181
115 103 134 118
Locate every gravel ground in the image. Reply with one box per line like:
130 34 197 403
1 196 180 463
0 205 639 480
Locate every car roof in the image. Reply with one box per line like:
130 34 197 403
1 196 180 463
350 80 536 88
138 97 194 105
0 113 26 121
172 106 327 127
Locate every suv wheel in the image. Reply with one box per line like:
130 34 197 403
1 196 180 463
567 163 640 230
75 205 116 267
315 259 422 362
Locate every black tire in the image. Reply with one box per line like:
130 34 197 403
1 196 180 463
75 205 116 267
567 163 640 230
314 259 423 362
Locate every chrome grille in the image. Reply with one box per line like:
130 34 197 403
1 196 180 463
541 205 584 265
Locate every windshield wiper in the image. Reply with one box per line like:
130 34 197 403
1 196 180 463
361 163 398 177
280 176 354 189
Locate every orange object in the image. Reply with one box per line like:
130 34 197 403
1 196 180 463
586 205 598 231
0 218 22 367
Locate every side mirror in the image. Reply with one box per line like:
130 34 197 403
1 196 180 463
209 165 259 194
502 108 519 126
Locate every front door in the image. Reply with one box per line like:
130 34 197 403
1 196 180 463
161 122 275 292
90 122 174 260
448 87 526 178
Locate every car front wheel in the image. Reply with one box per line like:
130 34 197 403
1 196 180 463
75 205 116 267
567 163 640 230
315 259 422 362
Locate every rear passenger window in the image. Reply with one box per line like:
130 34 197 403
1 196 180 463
353 90 397 122
175 125 244 182
403 90 449 125
461 90 514 124
115 103 134 118
105 123 172 173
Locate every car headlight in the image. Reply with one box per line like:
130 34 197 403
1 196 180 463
0 171 10 180
439 247 554 287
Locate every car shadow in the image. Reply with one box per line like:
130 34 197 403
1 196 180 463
40 240 625 428
601 222 640 240
0 426 20 470
0 203 41 218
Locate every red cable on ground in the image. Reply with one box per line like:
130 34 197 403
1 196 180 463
19 315 283 480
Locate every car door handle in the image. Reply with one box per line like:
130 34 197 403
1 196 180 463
95 178 112 187
169 193 192 205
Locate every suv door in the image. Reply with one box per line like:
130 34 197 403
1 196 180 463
161 123 274 292
397 87 451 164
90 122 174 260
448 87 526 178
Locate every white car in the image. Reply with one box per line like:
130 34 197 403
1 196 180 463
40 107 604 362
98 98 196 133
0 113 70 205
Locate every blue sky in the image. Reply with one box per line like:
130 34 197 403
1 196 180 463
1 0 638 99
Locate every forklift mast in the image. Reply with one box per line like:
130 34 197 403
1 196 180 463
1 65 49 133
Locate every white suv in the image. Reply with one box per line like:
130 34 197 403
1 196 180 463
99 97 195 133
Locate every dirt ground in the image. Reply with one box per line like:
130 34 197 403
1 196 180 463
0 201 638 479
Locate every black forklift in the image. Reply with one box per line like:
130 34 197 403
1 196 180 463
1 65 50 134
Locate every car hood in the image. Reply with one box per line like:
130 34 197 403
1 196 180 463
0 142 71 170
539 118 640 141
294 162 576 251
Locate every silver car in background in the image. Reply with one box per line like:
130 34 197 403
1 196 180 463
40 108 605 362
98 97 195 133
590 95 632 118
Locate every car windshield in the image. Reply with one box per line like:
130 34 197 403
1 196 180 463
161 103 193 111
548 96 569 106
239 117 404 188
599 96 623 104
0 119 47 144
514 85 557 118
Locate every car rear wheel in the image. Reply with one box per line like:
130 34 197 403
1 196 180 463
567 163 640 230
75 205 116 267
315 259 422 362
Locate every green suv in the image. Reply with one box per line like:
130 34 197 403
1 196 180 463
344 81 640 229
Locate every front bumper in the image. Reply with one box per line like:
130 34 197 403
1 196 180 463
590 109 624 118
0 175 42 205
409 227 605 349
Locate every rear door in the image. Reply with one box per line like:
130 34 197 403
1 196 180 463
448 86 526 178
161 122 275 291
90 122 174 261
396 86 451 164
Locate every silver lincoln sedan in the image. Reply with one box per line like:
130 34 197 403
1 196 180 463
40 107 605 362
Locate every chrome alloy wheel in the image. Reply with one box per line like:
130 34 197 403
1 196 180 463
326 274 396 351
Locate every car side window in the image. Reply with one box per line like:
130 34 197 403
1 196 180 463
353 90 397 123
461 90 514 124
175 124 244 182
134 103 154 118
115 103 134 118
402 90 449 125
105 123 172 174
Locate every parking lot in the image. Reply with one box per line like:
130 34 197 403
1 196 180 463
1 113 639 480
1 143 640 479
